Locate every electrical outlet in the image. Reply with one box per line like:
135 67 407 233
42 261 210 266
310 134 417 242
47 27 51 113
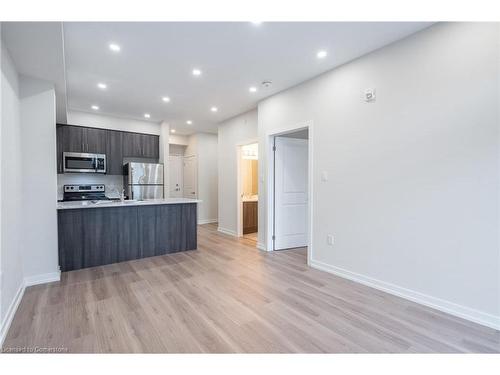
327 234 334 246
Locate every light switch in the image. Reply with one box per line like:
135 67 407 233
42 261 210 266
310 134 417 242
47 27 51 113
321 171 328 182
327 235 334 246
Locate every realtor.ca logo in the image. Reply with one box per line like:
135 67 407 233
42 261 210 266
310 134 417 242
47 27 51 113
1 346 68 353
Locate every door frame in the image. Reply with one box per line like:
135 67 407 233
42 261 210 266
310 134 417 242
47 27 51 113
236 138 259 239
265 121 313 266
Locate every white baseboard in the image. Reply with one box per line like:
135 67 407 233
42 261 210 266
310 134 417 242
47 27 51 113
0 281 25 347
217 227 237 237
0 270 61 347
257 242 267 251
198 219 217 225
310 259 500 331
24 271 61 287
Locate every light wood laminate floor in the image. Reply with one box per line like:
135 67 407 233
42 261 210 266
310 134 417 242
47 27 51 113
3 224 499 353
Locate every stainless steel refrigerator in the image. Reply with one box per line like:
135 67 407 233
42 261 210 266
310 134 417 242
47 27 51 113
124 162 164 200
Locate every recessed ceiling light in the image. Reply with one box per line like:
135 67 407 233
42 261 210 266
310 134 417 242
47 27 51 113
109 43 121 52
186 120 193 125
317 50 328 59
162 96 171 103
97 82 107 90
171 129 176 133
144 113 151 119
251 21 262 26
211 106 218 112
91 105 99 110
192 69 202 76
249 86 257 93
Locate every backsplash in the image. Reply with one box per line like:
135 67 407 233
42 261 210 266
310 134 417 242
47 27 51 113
57 174 123 200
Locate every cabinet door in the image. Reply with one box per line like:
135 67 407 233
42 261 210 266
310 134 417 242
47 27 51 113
106 130 124 175
122 132 142 157
62 125 85 153
243 201 258 234
56 125 64 173
84 127 107 154
141 134 159 159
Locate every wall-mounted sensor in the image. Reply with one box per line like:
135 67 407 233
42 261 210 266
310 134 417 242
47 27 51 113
364 88 376 102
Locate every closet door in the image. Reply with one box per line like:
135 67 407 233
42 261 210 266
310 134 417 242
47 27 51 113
169 155 183 198
183 155 197 199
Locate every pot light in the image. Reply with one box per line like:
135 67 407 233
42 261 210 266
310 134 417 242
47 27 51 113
211 106 218 112
162 96 171 103
171 129 176 133
192 69 202 76
109 43 121 52
317 50 328 59
251 21 262 26
144 113 151 119
91 105 99 110
97 82 107 90
186 120 193 125
249 86 257 93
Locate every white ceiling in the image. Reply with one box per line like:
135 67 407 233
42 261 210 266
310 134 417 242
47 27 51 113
5 22 433 134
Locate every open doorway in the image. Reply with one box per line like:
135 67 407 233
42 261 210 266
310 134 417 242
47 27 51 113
268 127 310 253
237 142 259 244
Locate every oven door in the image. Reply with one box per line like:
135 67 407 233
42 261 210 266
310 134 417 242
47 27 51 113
63 152 105 173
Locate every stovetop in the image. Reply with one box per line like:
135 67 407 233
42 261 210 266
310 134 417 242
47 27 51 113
62 184 111 202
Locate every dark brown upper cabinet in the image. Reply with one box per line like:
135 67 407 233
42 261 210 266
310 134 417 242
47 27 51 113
59 125 106 154
122 132 159 159
105 130 124 175
84 127 107 154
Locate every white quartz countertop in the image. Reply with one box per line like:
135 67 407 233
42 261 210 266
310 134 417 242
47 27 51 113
57 198 201 210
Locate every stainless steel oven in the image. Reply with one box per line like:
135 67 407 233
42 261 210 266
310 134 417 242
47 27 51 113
63 152 106 173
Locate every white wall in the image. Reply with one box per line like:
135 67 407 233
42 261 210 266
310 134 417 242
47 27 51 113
169 134 189 146
217 109 258 236
180 133 218 223
19 76 59 281
196 133 218 224
67 110 160 135
0 42 24 339
1 41 60 344
257 23 500 328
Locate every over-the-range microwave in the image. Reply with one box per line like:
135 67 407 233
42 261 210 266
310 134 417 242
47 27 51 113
63 152 106 173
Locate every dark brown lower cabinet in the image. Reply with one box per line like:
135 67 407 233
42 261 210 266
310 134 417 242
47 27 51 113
243 201 258 234
57 203 197 271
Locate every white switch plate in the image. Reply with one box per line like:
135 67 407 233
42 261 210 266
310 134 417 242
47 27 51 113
327 234 334 246
321 171 328 182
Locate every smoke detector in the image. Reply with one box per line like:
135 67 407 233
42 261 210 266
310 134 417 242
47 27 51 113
261 80 273 88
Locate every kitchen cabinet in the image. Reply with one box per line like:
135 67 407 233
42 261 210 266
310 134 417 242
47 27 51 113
243 201 258 234
57 203 197 271
122 132 159 159
141 133 160 159
57 124 160 175
122 131 142 157
84 127 107 154
56 125 64 173
105 130 124 175
61 125 85 153
59 125 106 154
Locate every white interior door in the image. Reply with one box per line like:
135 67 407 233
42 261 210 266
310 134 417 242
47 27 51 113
274 137 308 250
169 155 183 198
183 155 197 198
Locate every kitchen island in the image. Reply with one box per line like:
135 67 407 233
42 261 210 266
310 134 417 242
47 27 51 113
57 198 200 271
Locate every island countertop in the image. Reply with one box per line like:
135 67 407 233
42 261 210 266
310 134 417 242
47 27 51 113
57 198 201 210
